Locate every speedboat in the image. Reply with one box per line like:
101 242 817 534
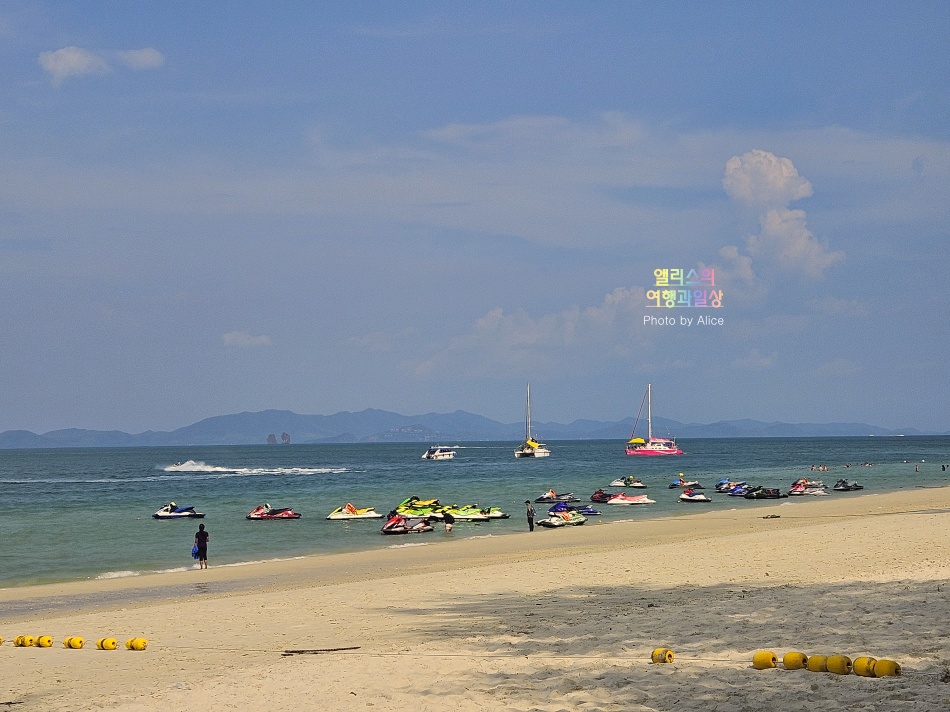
537 510 587 528
744 488 788 500
625 384 683 456
606 493 655 505
609 476 646 488
590 488 617 503
534 489 580 503
380 514 434 534
153 502 204 519
246 504 301 520
678 489 711 503
421 446 456 460
669 475 702 489
549 502 601 516
326 503 383 520
833 479 864 491
514 384 551 458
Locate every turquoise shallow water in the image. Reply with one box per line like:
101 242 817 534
1 437 948 587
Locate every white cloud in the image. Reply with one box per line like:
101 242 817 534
116 47 164 69
412 286 648 378
222 331 271 348
39 46 164 86
39 46 110 86
722 150 843 279
731 349 777 371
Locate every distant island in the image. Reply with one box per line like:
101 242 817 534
0 408 941 449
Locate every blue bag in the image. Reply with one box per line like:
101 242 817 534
191 544 199 559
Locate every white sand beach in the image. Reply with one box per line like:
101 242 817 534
2 488 950 711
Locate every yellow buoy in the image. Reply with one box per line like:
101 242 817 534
826 654 852 675
651 647 674 664
752 650 778 669
806 654 828 672
782 651 808 670
35 636 53 648
63 636 84 649
873 659 901 677
125 637 148 651
16 635 36 647
852 656 877 677
96 637 118 650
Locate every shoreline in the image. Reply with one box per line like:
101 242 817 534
3 487 949 710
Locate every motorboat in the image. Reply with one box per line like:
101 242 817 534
609 476 646 488
833 479 864 491
590 488 617 503
678 489 711 503
549 502 601 516
788 478 829 496
380 514 434 534
421 446 456 460
606 493 655 505
246 504 301 520
534 489 580 503
514 384 551 458
326 503 383 520
153 502 204 519
744 488 788 500
625 384 683 456
537 510 587 528
669 475 703 489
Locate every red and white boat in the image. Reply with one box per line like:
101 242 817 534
606 493 655 505
625 384 683 456
246 504 302 520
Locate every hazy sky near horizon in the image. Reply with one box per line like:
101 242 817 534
2 2 949 434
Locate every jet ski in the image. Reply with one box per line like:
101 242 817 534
395 496 442 517
590 488 618 503
548 501 601 516
477 506 510 519
609 476 646 488
537 510 588 528
246 504 301 520
153 502 204 519
715 479 746 492
669 474 703 489
833 479 864 491
534 489 580 503
744 488 788 500
726 483 754 496
380 514 434 534
326 503 383 520
430 504 491 522
788 479 829 496
606 493 655 505
678 489 711 503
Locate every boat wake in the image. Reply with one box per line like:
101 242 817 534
162 460 348 476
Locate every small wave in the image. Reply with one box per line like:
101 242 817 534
386 542 430 549
95 570 141 580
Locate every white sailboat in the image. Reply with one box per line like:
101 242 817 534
625 383 683 456
514 384 550 458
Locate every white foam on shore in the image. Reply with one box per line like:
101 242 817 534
386 542 430 549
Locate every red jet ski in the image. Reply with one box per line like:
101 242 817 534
246 503 301 520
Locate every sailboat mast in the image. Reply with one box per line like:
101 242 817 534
525 383 531 440
647 383 653 440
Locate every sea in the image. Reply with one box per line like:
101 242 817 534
1 437 948 589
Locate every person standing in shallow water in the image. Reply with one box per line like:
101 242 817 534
525 500 536 531
194 523 210 569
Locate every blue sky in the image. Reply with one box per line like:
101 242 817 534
1 2 948 433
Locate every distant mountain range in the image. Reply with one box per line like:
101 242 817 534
0 408 940 449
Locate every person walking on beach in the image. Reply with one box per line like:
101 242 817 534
525 500 536 532
194 523 209 569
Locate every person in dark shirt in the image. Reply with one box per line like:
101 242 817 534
525 500 536 531
442 511 455 533
194 523 210 569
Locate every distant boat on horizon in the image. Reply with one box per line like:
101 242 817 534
625 384 683 456
514 383 550 458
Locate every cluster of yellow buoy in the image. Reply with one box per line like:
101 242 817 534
651 646 900 677
2 635 147 651
753 650 901 677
